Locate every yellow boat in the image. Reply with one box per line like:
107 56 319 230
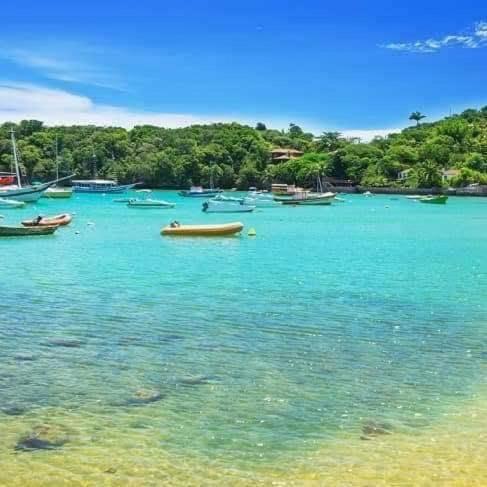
161 222 244 236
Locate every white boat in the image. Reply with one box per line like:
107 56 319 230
42 137 73 198
0 198 25 208
405 195 422 200
364 191 374 197
202 200 255 213
127 190 175 208
212 194 244 203
72 179 138 193
244 192 278 207
0 130 73 202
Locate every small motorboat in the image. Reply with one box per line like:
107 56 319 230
0 197 26 208
42 187 73 198
128 199 175 208
0 225 59 237
212 194 244 203
127 190 175 208
161 222 244 236
363 191 374 197
202 200 255 213
22 213 73 227
244 192 278 207
405 195 422 200
419 195 448 204
179 186 223 197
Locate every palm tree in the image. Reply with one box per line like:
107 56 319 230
409 111 427 126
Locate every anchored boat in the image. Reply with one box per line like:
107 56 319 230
0 198 26 208
202 200 255 213
72 179 138 193
127 189 175 208
22 214 73 227
161 222 244 236
179 186 223 197
419 195 448 204
0 225 59 237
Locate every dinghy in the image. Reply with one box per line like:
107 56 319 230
161 222 244 236
0 225 59 237
22 214 73 227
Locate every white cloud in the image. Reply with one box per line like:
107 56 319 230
0 82 401 141
0 45 124 90
381 21 487 53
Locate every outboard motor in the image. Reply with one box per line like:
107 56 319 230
202 201 209 212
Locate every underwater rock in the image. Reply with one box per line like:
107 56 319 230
178 374 211 385
124 388 164 406
47 338 85 348
14 353 36 361
1 404 27 416
15 424 68 452
361 420 393 438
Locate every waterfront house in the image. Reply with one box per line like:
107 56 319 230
397 168 413 181
441 168 460 182
270 148 304 163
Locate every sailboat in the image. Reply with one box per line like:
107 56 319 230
43 136 73 198
0 129 73 202
179 162 223 197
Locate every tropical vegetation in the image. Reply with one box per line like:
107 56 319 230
1 106 487 189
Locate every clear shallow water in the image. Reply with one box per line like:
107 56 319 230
0 192 486 485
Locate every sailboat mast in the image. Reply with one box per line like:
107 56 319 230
55 135 59 181
10 129 22 189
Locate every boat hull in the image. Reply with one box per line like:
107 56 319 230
419 196 448 204
0 185 48 202
22 214 72 227
0 198 26 208
161 222 243 236
179 190 223 197
73 183 137 193
281 197 332 205
0 225 58 236
127 200 175 208
42 188 73 198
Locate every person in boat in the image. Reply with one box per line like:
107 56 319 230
33 215 43 225
170 221 180 228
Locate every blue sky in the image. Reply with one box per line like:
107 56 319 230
1 0 487 139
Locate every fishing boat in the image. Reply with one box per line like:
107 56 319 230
202 200 255 213
72 179 138 193
419 195 448 204
0 225 59 237
0 130 73 202
271 183 300 196
280 192 334 205
161 222 244 236
0 198 26 208
42 138 73 198
22 214 72 227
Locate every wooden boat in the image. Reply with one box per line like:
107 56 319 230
161 222 244 236
22 214 73 227
0 225 59 237
419 195 448 204
279 190 335 206
72 179 138 193
0 198 26 208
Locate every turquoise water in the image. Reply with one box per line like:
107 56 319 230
1 192 486 482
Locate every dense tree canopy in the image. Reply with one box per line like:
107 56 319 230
1 106 487 189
